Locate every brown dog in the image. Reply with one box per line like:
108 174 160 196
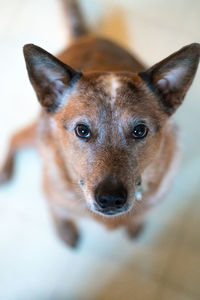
0 0 199 247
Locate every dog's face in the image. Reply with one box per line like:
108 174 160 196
23 43 199 217
53 72 167 216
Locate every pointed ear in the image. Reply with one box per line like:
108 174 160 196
140 43 200 115
23 44 82 112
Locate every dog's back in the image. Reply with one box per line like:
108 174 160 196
59 0 145 73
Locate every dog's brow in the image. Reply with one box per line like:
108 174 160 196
63 116 91 131
127 81 136 91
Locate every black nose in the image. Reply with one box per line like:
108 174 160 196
95 176 127 212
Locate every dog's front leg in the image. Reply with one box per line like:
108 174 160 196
0 122 37 184
126 215 146 239
50 209 80 248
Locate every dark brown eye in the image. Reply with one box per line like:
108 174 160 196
132 124 148 139
75 124 91 139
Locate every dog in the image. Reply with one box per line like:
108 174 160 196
0 0 199 247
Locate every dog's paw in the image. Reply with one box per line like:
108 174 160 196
126 222 145 239
0 158 14 185
56 220 80 248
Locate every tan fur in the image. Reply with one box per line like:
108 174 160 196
0 1 199 247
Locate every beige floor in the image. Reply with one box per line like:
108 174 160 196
0 1 200 299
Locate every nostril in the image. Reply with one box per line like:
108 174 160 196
115 199 123 207
98 197 108 208
97 194 127 209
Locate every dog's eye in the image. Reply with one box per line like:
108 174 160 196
132 124 148 139
75 124 91 139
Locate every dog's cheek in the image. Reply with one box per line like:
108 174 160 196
66 137 90 178
135 133 163 173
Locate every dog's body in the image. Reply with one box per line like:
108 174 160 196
0 0 199 247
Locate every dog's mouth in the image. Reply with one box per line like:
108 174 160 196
89 201 133 217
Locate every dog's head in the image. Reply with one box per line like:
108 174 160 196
23 43 199 217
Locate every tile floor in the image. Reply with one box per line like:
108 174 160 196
0 0 199 299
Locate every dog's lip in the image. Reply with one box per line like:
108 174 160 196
99 209 122 216
90 203 133 217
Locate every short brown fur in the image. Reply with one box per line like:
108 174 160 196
0 0 199 247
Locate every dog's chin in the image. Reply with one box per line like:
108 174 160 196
88 203 133 218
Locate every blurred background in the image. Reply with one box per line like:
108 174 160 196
0 0 200 299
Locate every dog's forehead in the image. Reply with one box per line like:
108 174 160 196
66 71 151 115
77 72 143 106
60 71 163 125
